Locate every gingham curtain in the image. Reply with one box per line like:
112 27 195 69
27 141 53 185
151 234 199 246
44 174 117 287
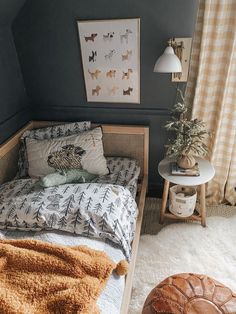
185 0 236 204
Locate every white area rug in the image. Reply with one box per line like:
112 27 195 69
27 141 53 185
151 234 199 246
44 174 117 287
129 215 236 314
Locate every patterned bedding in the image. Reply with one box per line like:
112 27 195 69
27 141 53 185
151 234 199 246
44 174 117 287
0 158 140 259
0 182 137 259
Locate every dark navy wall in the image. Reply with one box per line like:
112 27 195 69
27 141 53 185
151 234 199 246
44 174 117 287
0 0 29 143
12 0 198 193
0 0 26 25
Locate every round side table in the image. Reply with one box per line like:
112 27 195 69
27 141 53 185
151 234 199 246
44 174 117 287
158 157 215 227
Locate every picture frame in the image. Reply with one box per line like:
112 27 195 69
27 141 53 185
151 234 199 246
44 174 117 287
171 37 192 82
77 18 140 104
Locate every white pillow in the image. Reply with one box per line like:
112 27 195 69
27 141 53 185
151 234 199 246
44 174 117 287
26 127 108 178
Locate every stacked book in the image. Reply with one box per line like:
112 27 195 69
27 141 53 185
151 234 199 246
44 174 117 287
171 162 200 176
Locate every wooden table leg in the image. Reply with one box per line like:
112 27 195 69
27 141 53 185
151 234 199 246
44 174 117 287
200 183 206 227
160 180 170 224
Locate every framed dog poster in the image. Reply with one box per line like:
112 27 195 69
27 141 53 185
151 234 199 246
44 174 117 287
77 18 140 103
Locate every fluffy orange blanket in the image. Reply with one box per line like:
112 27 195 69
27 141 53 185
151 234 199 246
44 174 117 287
0 239 128 314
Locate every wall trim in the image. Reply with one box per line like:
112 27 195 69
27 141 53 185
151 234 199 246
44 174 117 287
33 105 171 117
0 106 30 126
0 106 31 144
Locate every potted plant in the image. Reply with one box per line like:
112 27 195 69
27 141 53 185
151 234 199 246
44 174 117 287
165 89 209 169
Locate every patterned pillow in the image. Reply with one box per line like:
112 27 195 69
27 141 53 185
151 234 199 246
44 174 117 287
96 157 140 198
26 127 108 178
17 121 91 178
106 157 138 174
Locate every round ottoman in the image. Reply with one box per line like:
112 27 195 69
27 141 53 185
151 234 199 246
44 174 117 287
142 273 236 314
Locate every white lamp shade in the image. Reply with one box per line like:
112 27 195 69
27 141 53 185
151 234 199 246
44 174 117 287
153 46 182 73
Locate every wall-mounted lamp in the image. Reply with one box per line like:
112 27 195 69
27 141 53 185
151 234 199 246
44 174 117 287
153 38 182 73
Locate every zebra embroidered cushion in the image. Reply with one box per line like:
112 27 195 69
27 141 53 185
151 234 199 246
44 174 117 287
26 127 109 178
17 121 91 178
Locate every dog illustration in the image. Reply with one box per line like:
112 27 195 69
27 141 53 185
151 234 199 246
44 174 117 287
103 32 114 41
106 69 116 78
122 68 133 79
89 50 97 62
122 50 132 61
123 87 133 95
105 49 115 61
88 69 101 80
108 86 119 96
47 145 86 170
120 29 132 44
84 33 97 42
92 85 101 96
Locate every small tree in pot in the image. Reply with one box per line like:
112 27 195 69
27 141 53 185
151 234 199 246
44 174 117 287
165 89 209 169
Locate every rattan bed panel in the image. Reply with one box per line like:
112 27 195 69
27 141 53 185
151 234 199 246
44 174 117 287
103 133 144 177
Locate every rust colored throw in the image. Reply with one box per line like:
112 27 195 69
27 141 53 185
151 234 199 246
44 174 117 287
0 239 128 314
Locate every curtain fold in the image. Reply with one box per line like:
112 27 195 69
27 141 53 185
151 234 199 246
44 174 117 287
185 0 236 204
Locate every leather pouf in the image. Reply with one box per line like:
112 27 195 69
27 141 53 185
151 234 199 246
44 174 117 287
142 273 236 314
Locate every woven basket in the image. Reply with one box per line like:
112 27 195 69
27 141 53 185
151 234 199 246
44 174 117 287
169 185 197 218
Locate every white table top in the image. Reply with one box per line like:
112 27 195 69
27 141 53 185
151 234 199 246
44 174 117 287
158 157 215 186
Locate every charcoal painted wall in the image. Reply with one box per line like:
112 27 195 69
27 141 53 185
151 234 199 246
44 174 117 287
0 0 29 143
12 0 198 194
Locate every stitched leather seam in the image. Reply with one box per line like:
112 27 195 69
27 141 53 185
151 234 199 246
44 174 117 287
186 274 198 296
158 283 189 301
212 283 229 313
219 294 234 308
183 296 225 314
212 283 219 303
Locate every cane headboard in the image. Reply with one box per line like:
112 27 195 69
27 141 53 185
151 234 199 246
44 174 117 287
0 121 149 184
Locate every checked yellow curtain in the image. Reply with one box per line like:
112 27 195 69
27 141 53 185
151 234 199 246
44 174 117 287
185 0 236 204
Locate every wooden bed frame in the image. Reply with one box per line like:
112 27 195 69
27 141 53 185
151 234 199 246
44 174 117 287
0 121 149 314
